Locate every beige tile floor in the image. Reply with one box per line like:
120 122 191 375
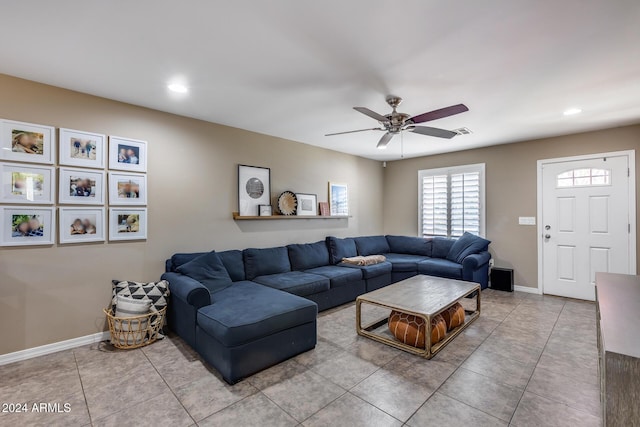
0 289 602 426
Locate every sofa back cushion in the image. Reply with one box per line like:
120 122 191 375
176 251 233 294
244 247 291 280
288 241 330 271
432 237 456 258
326 236 358 265
217 250 246 282
168 252 207 272
446 232 491 263
385 235 432 256
354 235 391 256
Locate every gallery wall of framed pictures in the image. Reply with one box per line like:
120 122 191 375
0 117 148 247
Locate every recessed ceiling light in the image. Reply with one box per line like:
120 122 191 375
563 108 582 116
167 83 188 94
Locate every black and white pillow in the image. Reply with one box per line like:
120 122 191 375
111 280 170 313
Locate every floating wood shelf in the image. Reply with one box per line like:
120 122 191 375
232 212 349 220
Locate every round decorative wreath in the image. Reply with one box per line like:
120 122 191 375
277 191 298 215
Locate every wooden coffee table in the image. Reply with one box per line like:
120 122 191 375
356 275 481 358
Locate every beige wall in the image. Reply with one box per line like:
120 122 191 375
383 125 640 288
0 74 384 355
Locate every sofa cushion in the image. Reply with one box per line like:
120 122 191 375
384 253 429 272
217 250 246 282
243 247 291 280
288 241 330 271
176 251 234 294
253 272 330 297
418 258 463 279
169 252 207 272
446 232 491 263
431 237 456 258
339 261 392 279
354 235 390 256
385 235 432 256
304 265 363 288
326 236 358 264
197 281 317 347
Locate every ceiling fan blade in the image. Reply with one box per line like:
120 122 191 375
409 104 469 124
410 126 458 139
376 132 394 149
325 127 383 137
353 107 389 122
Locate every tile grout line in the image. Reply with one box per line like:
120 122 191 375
72 349 94 427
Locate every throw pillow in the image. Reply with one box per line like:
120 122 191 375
342 255 386 266
112 280 170 313
114 295 151 346
446 232 491 264
176 250 233 293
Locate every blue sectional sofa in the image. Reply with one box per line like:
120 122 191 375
161 233 490 383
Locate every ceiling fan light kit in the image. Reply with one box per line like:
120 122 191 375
326 95 469 150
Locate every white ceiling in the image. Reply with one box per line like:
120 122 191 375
1 1 639 161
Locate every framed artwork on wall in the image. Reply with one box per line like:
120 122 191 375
58 167 106 205
108 172 147 205
0 162 55 204
59 207 106 244
296 193 317 216
329 182 349 216
0 119 56 164
259 205 272 216
238 165 270 216
109 207 147 241
0 206 55 246
59 128 106 169
109 136 147 173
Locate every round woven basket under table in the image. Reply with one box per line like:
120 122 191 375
103 306 167 349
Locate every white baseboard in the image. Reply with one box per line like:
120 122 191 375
514 285 542 294
0 331 110 366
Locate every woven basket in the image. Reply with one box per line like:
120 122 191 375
103 306 167 349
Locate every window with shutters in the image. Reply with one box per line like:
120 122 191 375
419 163 485 238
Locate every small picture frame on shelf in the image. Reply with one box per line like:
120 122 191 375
59 207 106 244
0 119 56 164
59 167 106 205
319 202 330 216
0 162 55 204
109 136 147 173
296 193 317 216
109 208 147 241
329 182 348 216
108 172 147 205
238 165 270 216
259 205 273 217
0 206 55 246
59 128 106 169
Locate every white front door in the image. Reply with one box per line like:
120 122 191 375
541 154 631 300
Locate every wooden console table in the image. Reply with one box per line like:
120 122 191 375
595 272 640 426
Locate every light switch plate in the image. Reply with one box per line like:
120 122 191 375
519 216 536 225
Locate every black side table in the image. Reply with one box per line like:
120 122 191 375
490 267 514 292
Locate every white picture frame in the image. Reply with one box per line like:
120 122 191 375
0 162 55 204
109 136 147 172
296 193 318 216
0 206 55 246
109 208 147 241
238 164 270 216
0 119 56 164
108 172 147 205
58 167 106 205
59 207 105 244
59 128 106 169
329 182 349 216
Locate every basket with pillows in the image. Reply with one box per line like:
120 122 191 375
104 280 170 349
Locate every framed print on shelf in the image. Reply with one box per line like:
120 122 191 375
296 193 317 216
59 207 105 244
108 172 147 205
0 162 55 204
59 128 106 169
259 205 272 217
58 167 106 205
329 182 349 216
109 136 147 172
0 206 55 246
238 165 270 216
109 208 147 241
0 119 55 164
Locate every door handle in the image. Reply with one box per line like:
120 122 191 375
545 234 551 239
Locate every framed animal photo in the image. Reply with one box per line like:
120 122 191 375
0 162 55 204
109 136 147 173
0 119 56 164
59 207 105 244
59 128 106 169
109 208 147 241
0 206 55 246
58 167 106 205
108 172 147 205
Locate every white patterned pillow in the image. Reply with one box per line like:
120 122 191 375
111 280 169 313
113 295 151 346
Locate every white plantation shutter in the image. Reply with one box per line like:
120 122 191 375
419 164 485 238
